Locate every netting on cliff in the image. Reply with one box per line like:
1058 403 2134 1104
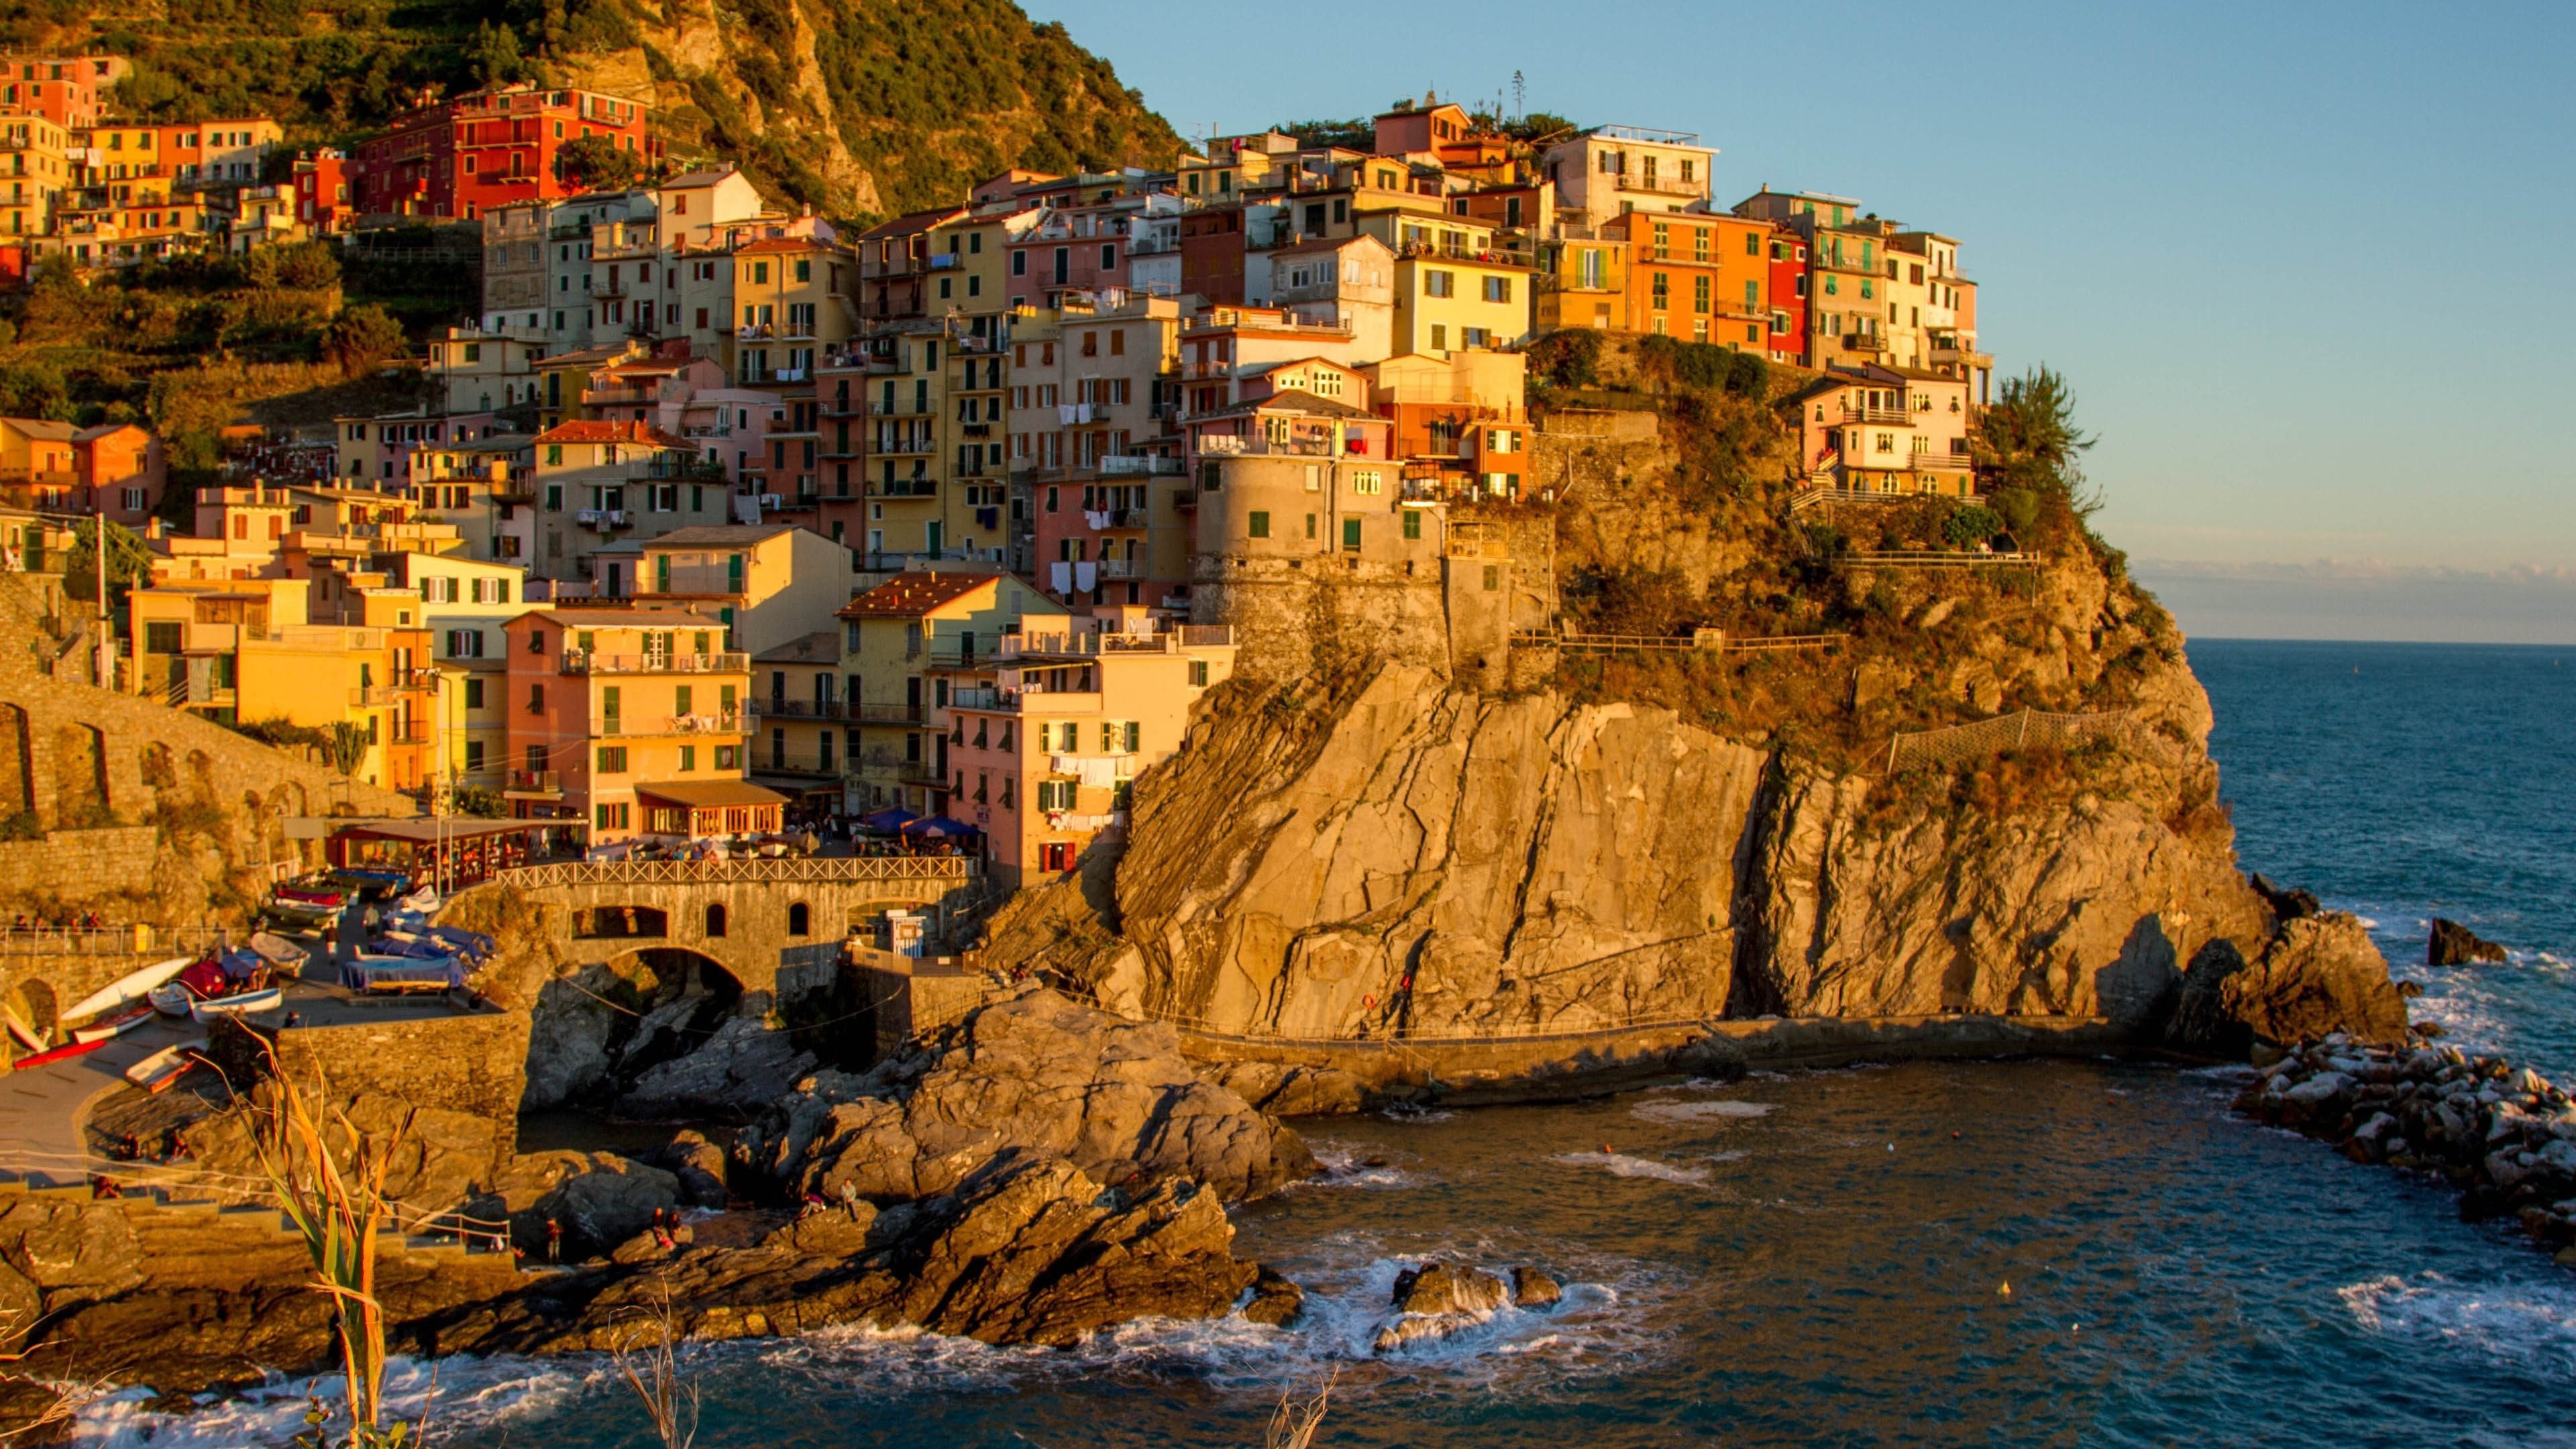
1882 708 2141 774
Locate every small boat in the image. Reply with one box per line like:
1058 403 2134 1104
11 1037 108 1071
60 957 193 1024
247 931 306 967
272 884 345 907
190 987 284 1022
148 984 195 1018
3 1010 43 1053
123 1040 206 1094
70 1006 152 1044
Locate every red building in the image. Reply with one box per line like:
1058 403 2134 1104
1179 205 1248 306
0 56 110 131
353 83 655 221
292 150 357 233
1766 225 1810 368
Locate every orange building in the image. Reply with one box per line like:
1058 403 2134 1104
0 56 112 131
500 604 779 844
1611 211 1773 350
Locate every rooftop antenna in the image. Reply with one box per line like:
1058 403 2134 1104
1512 70 1525 123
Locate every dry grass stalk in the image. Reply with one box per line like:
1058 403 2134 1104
610 1277 699 1449
1263 1367 1337 1449
237 1048 423 1448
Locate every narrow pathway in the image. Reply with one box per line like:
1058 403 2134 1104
0 1018 196 1189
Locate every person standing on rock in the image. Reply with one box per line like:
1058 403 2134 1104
545 1216 561 1264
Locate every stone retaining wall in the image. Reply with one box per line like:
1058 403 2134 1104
277 1009 533 1154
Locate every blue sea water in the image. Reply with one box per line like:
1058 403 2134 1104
74 641 2576 1448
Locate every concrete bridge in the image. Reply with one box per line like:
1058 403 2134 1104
460 855 983 1003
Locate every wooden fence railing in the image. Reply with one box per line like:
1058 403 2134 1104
1883 708 2139 773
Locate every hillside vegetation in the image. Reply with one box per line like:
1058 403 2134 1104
0 0 1183 221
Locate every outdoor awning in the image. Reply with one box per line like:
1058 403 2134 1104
634 780 792 810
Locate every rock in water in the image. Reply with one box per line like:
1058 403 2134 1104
1389 1260 1511 1316
743 987 1316 1204
2428 918 2508 967
1242 1265 1305 1326
1510 1265 1563 1309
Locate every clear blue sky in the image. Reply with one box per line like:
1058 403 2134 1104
1028 0 2576 639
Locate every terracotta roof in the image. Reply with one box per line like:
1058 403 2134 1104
536 343 637 368
633 780 790 809
1 418 76 441
72 422 146 442
735 235 835 256
837 570 1003 619
856 205 969 241
1240 356 1358 379
1267 233 1390 258
531 419 692 449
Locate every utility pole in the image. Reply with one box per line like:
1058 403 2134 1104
92 506 109 690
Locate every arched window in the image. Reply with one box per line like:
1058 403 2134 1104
786 902 810 936
704 902 727 938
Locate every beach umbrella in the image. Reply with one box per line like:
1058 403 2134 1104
859 807 919 833
902 815 979 838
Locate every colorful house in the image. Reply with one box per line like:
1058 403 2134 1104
500 605 767 843
836 570 1069 816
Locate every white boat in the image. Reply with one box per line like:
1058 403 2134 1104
148 984 195 1018
247 931 307 967
3 1009 42 1053
60 957 193 1026
123 1040 207 1094
70 1006 152 1044
189 987 284 1022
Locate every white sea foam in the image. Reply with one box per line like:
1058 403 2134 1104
1630 1098 1774 1125
2339 1271 2576 1373
1703 1150 1749 1163
1380 1103 1456 1124
72 1354 598 1447
1549 1150 1711 1185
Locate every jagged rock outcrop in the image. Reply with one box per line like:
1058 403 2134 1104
743 988 1314 1204
2167 914 2412 1053
441 1150 1257 1354
619 1015 818 1118
2429 918 2508 966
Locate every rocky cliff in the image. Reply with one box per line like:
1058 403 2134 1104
985 345 2400 1052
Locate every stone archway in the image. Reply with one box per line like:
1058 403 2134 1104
5 977 58 1054
50 723 107 827
605 946 747 1084
0 704 28 823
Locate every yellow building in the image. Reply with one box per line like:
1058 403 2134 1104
127 577 308 713
0 114 68 239
835 570 1069 815
732 235 856 386
526 419 730 585
1357 209 1532 356
229 610 439 795
746 628 847 811
631 523 855 656
925 207 1038 331
828 319 1014 568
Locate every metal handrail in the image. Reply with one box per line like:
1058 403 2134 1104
492 855 975 888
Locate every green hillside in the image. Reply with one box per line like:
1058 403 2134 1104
0 0 1183 221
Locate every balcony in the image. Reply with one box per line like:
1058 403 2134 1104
1615 172 1705 198
948 686 1104 715
1094 557 1141 579
602 711 745 737
755 749 844 779
1099 454 1185 476
349 682 433 706
1838 405 1911 426
1000 625 1230 660
753 697 853 720
1195 432 1340 459
559 650 751 675
1841 333 1890 353
867 478 939 499
583 385 653 407
505 769 562 796
853 701 924 725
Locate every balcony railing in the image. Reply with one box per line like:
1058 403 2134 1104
506 769 563 794
1195 433 1339 458
559 650 750 675
1838 405 1912 426
1000 625 1230 659
851 701 923 724
1615 172 1705 197
1841 333 1889 353
349 682 433 706
755 750 844 778
867 478 939 499
602 711 745 737
752 698 853 720
1099 454 1185 476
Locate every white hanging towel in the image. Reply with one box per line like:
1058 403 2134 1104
1073 561 1097 592
1050 561 1074 594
